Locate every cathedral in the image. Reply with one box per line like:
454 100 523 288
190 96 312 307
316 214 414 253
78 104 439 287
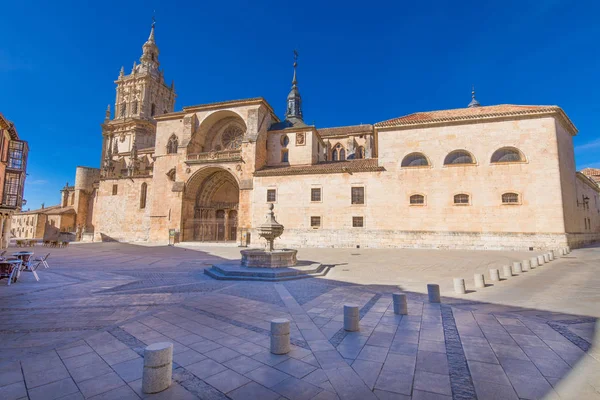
59 23 600 250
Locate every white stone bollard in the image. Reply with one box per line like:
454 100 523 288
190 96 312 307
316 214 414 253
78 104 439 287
503 265 513 278
270 319 291 354
530 257 539 268
142 342 173 394
566 246 571 254
344 305 360 332
522 259 531 272
453 278 466 294
549 251 554 261
392 293 408 315
537 255 545 265
561 248 566 256
427 284 441 303
543 253 550 263
489 269 500 282
513 262 522 274
474 274 486 288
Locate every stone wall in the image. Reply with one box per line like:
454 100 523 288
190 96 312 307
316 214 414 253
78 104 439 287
250 228 569 251
93 177 153 242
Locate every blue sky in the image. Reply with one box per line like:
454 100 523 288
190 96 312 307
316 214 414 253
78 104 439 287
1 0 599 210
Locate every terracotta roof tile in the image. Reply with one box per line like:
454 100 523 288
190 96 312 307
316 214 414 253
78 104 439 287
317 124 373 138
375 105 577 134
581 168 600 183
254 159 384 177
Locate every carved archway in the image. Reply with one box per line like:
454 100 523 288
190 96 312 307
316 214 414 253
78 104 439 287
182 168 240 242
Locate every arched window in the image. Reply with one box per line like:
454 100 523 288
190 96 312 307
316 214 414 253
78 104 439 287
501 192 519 204
491 147 525 163
281 135 290 147
331 143 346 161
120 103 126 117
401 152 430 167
281 149 289 163
167 135 178 154
454 193 470 205
140 183 148 209
410 194 425 205
356 146 365 159
131 100 138 115
445 150 475 165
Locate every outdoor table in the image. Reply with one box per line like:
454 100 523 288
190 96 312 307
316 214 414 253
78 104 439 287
0 259 24 285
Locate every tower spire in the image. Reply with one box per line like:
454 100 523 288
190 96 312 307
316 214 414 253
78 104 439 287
468 85 481 108
139 16 160 74
285 50 303 122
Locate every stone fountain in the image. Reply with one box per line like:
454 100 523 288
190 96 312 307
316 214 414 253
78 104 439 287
240 203 297 268
204 204 330 281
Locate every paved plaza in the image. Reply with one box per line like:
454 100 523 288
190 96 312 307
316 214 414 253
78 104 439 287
0 243 599 400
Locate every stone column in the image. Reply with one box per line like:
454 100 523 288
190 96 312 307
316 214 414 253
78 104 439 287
513 262 522 274
224 212 230 241
427 284 440 303
453 278 466 294
142 342 173 394
392 293 407 315
489 269 500 282
474 274 486 288
537 255 545 265
2 215 11 249
270 319 291 354
344 305 360 331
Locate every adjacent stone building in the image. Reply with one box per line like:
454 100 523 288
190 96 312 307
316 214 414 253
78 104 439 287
0 113 28 248
66 23 600 250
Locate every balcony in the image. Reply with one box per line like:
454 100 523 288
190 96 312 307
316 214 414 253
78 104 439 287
186 150 242 165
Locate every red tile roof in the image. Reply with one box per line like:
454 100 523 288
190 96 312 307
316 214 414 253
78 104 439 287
254 159 384 177
317 124 373 138
580 168 600 183
375 105 577 134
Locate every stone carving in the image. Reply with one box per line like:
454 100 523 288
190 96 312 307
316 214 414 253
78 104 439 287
296 132 305 146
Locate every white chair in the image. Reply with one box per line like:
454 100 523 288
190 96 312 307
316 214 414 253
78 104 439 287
5 261 22 286
32 253 50 269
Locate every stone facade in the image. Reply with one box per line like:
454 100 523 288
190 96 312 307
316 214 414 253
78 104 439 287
66 23 600 250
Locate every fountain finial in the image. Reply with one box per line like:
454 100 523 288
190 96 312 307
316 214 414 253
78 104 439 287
258 203 284 252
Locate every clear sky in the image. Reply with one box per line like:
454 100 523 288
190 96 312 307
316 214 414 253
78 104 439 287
1 0 599 210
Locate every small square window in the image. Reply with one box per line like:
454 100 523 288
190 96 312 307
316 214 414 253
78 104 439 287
267 189 276 202
352 216 364 227
311 216 321 228
351 187 364 205
112 184 118 195
311 188 321 202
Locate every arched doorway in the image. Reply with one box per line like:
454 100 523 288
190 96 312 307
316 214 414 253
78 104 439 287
183 168 240 242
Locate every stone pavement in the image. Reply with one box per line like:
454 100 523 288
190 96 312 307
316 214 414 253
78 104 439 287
0 243 599 399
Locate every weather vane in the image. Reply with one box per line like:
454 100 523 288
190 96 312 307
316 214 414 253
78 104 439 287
152 10 156 27
293 49 298 64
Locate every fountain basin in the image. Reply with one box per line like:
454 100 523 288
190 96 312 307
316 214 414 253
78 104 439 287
241 248 297 268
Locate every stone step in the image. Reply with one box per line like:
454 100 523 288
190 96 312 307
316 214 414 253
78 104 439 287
211 263 325 278
204 264 332 282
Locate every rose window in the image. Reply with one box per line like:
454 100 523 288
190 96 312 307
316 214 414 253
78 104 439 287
221 126 244 150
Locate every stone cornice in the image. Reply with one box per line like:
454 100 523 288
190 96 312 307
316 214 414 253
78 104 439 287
576 172 600 192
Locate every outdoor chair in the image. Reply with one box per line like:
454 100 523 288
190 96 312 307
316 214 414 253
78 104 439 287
21 260 40 282
32 253 50 269
3 260 23 286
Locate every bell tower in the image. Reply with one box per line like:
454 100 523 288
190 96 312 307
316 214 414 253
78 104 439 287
100 19 176 177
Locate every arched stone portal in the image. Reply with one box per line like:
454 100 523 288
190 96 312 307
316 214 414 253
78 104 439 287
182 168 240 242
